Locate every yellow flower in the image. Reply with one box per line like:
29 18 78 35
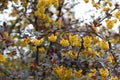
108 54 114 64
10 36 13 40
56 20 62 27
60 38 69 47
100 40 109 50
68 50 78 59
108 0 112 6
69 34 81 47
45 0 52 7
109 76 118 80
65 68 72 79
84 0 89 3
83 36 92 48
72 40 81 47
83 48 92 55
102 7 111 12
115 11 120 20
55 31 60 36
21 40 28 47
92 2 100 9
0 54 6 62
4 31 8 38
38 6 45 13
34 11 39 17
31 46 37 52
39 38 44 44
37 0 45 8
32 39 39 46
52 0 59 8
24 37 30 44
21 0 27 7
61 52 68 57
44 14 51 23
39 47 45 53
92 50 98 56
32 38 44 46
53 66 72 80
105 19 117 29
92 37 99 43
34 10 46 19
110 38 119 44
99 68 109 77
48 34 57 42
13 0 18 3
74 69 82 78
83 77 89 80
88 69 97 77
69 34 75 43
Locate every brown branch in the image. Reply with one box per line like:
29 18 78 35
56 1 64 21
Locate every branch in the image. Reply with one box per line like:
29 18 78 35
56 1 64 21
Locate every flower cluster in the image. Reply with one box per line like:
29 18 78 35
60 38 69 47
62 50 78 59
87 69 97 77
69 34 81 47
53 66 72 80
0 54 6 62
0 0 120 80
83 36 92 48
100 40 109 50
35 0 59 19
99 68 109 77
48 34 57 42
39 47 46 53
84 0 89 3
109 76 118 80
74 69 82 78
105 19 117 29
115 11 120 20
53 65 83 79
31 38 44 46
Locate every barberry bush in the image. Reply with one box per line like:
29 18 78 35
0 0 120 80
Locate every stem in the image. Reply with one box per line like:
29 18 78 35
35 45 41 80
56 1 64 21
36 46 39 65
